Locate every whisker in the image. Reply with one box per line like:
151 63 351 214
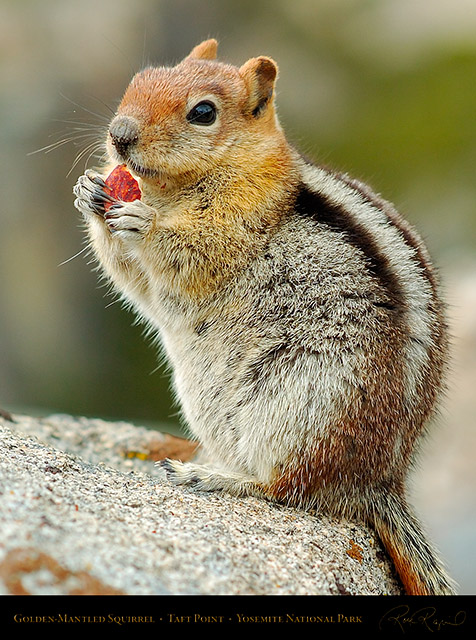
85 94 116 118
59 91 112 123
100 35 137 79
142 26 149 70
27 138 73 156
51 120 107 131
28 132 101 156
58 245 90 266
28 93 112 176
68 140 105 176
70 141 101 169
86 144 103 163
80 143 107 176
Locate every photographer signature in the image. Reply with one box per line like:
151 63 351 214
379 605 466 633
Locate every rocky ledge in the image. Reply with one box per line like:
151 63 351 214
0 413 400 595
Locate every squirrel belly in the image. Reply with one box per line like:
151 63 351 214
73 39 456 595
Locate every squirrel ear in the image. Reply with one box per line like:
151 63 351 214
239 56 278 117
186 39 218 61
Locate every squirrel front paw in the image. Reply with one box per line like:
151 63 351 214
73 169 115 219
74 170 154 241
104 199 155 240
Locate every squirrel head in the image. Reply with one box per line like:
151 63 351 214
106 39 285 186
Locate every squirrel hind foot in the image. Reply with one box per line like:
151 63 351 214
159 458 265 498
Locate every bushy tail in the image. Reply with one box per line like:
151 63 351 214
368 490 456 595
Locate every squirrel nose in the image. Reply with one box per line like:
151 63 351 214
109 115 139 158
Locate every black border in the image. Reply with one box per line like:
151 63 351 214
3 594 474 635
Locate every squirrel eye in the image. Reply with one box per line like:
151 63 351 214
186 101 217 126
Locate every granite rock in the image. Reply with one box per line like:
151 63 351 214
0 413 401 595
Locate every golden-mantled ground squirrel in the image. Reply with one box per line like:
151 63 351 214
74 39 455 595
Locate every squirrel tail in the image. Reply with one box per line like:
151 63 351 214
368 490 457 595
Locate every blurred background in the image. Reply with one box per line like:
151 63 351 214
0 0 474 593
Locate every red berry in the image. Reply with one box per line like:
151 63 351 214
104 164 141 212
